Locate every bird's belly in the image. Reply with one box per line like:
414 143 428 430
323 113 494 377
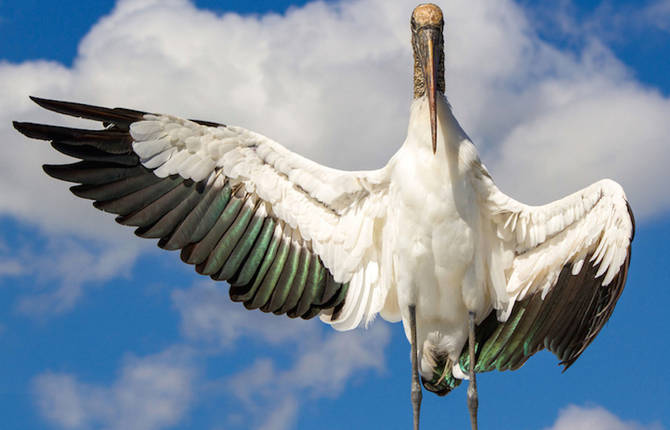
390 151 481 361
395 199 474 320
393 194 477 363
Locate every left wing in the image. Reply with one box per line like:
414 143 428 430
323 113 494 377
474 170 634 370
423 166 634 395
14 97 391 327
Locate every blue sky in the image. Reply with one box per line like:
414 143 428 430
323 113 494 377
1 1 669 429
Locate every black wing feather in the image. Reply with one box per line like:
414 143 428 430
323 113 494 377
14 97 348 320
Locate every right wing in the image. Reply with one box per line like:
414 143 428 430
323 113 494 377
14 97 392 328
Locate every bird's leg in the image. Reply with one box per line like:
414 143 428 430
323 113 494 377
467 311 479 430
409 304 422 430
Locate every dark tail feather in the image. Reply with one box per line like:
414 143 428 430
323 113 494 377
421 358 462 396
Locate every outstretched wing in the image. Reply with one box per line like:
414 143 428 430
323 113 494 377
476 171 634 371
14 97 391 327
423 169 634 395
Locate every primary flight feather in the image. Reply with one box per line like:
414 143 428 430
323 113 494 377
13 4 634 429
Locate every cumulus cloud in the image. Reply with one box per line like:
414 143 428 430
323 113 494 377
0 259 23 277
27 280 388 430
642 0 670 32
2 0 669 314
545 405 664 430
3 0 670 238
172 281 315 348
173 282 391 430
32 346 196 430
224 324 390 430
0 228 144 317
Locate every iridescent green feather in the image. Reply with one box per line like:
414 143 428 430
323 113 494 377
188 182 233 243
490 303 534 371
493 296 544 371
136 184 203 238
289 255 325 318
160 181 231 250
183 194 243 265
274 248 311 315
318 274 341 306
230 217 276 286
301 307 322 320
215 209 265 280
94 176 183 215
200 198 257 275
422 357 463 396
118 181 194 227
255 241 301 311
476 305 526 371
524 269 579 356
320 281 349 309
229 226 282 303
242 234 291 310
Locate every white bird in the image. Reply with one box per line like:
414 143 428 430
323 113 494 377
13 4 634 430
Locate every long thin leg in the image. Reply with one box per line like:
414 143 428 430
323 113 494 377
409 304 422 430
467 311 479 430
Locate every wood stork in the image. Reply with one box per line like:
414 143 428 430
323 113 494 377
13 3 634 429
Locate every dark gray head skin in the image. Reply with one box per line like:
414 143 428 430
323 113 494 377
411 3 445 154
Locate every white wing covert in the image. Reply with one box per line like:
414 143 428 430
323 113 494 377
14 97 391 327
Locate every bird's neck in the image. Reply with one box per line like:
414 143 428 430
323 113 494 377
412 41 445 98
406 95 468 157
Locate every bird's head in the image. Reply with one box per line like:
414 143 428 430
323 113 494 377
411 3 445 154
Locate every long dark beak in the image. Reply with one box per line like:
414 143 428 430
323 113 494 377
418 27 440 154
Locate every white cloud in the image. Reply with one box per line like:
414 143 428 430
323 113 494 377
0 230 144 317
32 346 196 430
172 281 315 348
545 405 664 430
1 0 669 314
0 260 23 277
255 396 300 430
225 324 390 430
643 0 670 32
28 280 389 430
173 282 391 430
2 0 670 237
0 238 24 276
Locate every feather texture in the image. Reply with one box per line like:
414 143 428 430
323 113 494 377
14 97 386 323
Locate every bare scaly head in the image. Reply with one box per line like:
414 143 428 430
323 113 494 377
411 4 445 154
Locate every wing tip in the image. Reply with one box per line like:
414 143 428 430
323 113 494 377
42 164 72 182
27 95 81 115
22 95 148 125
12 121 40 139
28 95 52 108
